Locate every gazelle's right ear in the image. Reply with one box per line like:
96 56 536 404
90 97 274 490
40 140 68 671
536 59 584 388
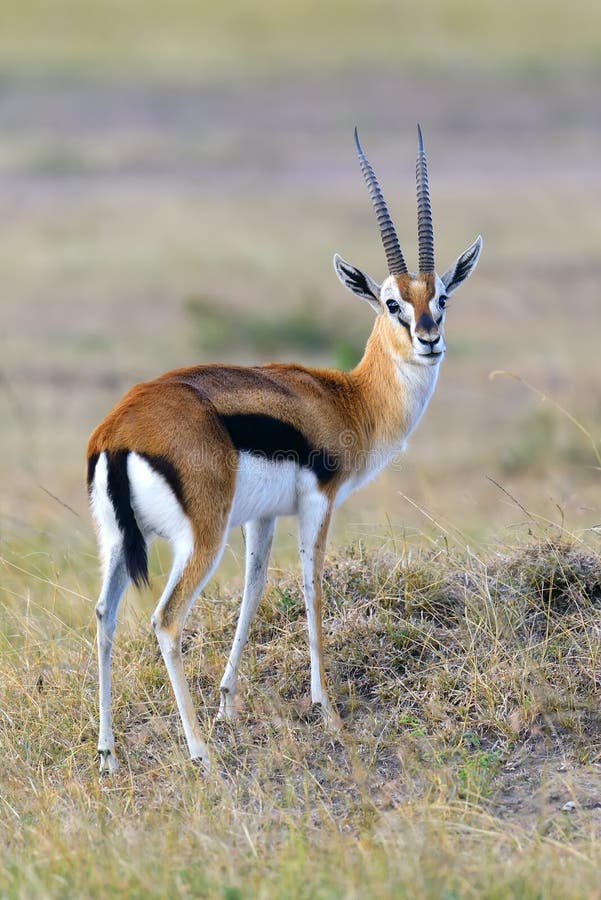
333 254 381 313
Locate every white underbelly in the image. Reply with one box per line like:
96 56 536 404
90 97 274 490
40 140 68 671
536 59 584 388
229 454 300 527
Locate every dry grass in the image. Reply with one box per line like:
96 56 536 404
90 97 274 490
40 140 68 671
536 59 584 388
2 533 601 897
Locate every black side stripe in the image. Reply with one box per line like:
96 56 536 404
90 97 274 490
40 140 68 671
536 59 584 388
218 413 339 484
87 453 99 495
106 450 149 588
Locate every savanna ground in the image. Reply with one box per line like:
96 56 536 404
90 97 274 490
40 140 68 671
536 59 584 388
1 2 601 896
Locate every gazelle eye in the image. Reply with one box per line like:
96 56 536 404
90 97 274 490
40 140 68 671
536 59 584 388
386 299 400 314
439 295 448 309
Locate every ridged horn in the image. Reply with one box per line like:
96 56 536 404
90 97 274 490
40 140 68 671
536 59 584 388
416 124 435 274
354 127 408 276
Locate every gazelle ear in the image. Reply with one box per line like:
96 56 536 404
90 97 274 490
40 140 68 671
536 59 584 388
334 253 382 312
333 254 381 313
441 235 483 296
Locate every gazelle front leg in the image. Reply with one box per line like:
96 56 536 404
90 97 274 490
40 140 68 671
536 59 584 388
297 490 341 731
218 516 275 721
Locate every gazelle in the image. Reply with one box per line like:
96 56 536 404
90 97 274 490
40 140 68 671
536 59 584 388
87 126 482 773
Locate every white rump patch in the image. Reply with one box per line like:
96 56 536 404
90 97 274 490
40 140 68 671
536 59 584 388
127 452 194 561
90 452 121 566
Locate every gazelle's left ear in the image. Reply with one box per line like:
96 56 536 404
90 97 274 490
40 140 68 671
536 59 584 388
441 235 483 296
333 254 381 313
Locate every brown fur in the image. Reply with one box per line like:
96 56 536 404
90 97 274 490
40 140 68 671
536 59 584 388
395 273 436 317
89 381 236 561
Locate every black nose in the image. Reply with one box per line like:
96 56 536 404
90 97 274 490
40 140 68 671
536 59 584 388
415 312 439 345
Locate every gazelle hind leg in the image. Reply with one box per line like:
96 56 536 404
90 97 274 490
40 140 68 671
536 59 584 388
96 546 130 774
151 535 227 768
297 491 341 731
218 516 276 722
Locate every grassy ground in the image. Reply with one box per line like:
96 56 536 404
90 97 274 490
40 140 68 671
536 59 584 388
1 1 601 896
2 535 601 897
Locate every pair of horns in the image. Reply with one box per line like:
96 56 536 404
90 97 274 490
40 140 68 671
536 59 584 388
354 125 435 276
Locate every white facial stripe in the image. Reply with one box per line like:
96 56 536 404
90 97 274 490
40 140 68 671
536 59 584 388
428 296 443 317
428 277 448 317
399 301 414 324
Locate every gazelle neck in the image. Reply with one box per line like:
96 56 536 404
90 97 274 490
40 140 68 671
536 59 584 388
351 314 440 450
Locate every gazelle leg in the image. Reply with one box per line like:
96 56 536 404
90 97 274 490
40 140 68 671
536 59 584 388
151 539 226 768
217 516 275 722
297 492 341 731
96 546 130 774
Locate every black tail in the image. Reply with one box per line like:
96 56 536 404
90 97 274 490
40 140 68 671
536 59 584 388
105 450 149 588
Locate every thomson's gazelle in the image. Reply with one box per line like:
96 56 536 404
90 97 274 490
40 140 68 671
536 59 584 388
87 126 482 773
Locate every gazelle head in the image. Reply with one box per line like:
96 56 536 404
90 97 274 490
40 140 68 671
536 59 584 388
334 126 482 367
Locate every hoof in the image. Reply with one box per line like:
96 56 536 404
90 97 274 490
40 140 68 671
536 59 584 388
217 686 237 724
190 751 211 773
315 701 343 734
98 748 119 775
189 736 211 772
215 705 236 724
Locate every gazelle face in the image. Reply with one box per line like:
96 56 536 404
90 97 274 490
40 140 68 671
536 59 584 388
381 273 447 366
334 127 482 368
333 235 482 367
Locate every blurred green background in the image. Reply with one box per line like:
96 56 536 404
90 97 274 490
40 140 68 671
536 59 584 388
1 0 600 570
